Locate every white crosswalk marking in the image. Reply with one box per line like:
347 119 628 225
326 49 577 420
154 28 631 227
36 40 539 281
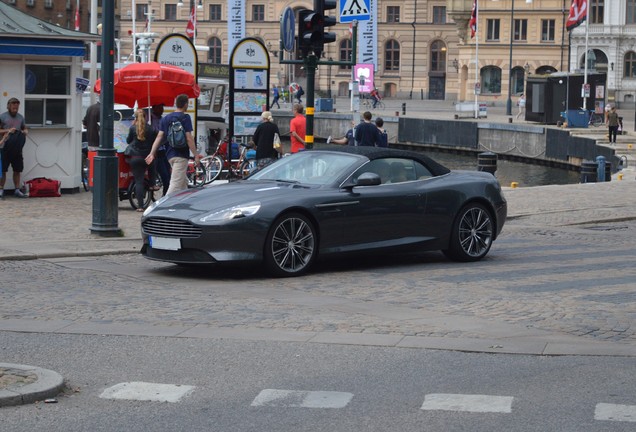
595 403 636 422
251 389 353 408
421 393 514 413
99 382 195 403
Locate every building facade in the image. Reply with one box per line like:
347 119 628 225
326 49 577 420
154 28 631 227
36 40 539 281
0 0 94 33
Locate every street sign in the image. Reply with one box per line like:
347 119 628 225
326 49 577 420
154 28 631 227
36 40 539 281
281 7 295 53
339 0 370 23
474 82 481 95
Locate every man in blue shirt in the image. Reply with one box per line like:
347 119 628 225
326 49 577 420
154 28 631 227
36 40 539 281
355 111 382 147
270 85 281 109
146 94 200 196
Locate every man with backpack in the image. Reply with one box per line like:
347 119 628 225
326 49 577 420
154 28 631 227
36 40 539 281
146 94 200 196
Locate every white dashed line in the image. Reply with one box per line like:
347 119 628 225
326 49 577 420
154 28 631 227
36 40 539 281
251 389 353 408
99 382 195 403
595 403 636 422
421 393 514 413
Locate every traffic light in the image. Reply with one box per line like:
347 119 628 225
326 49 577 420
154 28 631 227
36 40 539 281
314 0 337 57
297 1 337 58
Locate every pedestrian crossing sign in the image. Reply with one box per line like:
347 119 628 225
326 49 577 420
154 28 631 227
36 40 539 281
340 0 370 23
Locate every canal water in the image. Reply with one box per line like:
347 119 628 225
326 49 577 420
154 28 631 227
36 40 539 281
423 149 580 188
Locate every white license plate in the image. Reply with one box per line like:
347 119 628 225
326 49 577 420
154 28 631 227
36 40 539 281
150 236 181 251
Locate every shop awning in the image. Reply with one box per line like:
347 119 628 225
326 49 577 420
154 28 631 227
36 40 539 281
0 37 85 57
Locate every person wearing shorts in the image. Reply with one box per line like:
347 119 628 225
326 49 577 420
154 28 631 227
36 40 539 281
0 98 29 199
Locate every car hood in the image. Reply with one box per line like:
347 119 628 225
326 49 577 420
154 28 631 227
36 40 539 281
145 180 317 218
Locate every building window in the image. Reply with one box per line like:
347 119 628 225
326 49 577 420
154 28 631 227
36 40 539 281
430 41 446 72
512 66 525 94
24 65 70 126
45 0 53 8
136 4 147 21
165 4 177 20
26 0 35 7
590 0 604 24
432 6 446 24
252 5 264 22
627 0 636 24
541 19 555 42
625 51 636 78
209 4 222 21
387 6 400 23
481 66 501 94
208 37 222 64
339 39 352 70
486 19 500 41
385 39 400 72
514 19 528 41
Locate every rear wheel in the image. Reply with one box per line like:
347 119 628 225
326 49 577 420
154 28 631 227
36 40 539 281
264 213 317 277
443 203 494 262
187 160 207 188
239 159 256 178
128 180 154 210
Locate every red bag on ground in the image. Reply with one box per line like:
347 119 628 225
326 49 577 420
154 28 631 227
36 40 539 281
26 177 61 197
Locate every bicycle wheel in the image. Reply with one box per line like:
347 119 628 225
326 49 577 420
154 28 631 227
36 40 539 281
239 159 256 178
186 160 207 188
203 155 224 183
128 180 154 210
81 156 89 191
592 113 604 127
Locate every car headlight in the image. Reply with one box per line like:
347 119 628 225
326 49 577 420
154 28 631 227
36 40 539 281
142 194 170 217
199 201 261 223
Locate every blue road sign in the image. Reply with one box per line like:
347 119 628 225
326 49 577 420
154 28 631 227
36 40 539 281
281 7 295 53
340 0 370 23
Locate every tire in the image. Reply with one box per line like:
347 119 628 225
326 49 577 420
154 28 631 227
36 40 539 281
81 159 89 191
128 180 154 210
206 155 224 182
239 159 256 178
264 213 317 277
443 203 494 262
187 161 207 188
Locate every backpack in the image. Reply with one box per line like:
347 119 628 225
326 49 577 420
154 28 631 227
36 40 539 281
167 115 188 149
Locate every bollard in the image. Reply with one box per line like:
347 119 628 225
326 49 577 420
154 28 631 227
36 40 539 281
477 152 497 175
580 161 597 183
596 155 606 182
402 103 406 115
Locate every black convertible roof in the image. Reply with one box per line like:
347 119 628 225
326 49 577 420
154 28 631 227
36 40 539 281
322 146 451 177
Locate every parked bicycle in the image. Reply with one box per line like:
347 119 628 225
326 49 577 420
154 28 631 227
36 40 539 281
188 136 256 186
81 142 89 191
588 110 605 127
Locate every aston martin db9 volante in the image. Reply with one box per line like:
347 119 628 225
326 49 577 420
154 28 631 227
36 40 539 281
141 146 507 277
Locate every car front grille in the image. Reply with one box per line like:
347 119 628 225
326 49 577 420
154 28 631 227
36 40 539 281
142 217 202 238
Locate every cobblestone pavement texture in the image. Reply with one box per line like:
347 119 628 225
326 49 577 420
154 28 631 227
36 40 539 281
2 101 636 375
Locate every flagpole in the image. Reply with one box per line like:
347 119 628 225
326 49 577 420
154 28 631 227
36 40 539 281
582 13 589 110
132 0 137 62
474 3 479 119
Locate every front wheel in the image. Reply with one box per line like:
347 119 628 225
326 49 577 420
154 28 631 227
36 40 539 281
187 160 207 188
205 155 224 183
239 159 256 178
264 213 317 277
443 203 494 262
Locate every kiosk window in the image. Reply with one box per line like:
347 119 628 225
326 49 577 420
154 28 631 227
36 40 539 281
24 65 70 126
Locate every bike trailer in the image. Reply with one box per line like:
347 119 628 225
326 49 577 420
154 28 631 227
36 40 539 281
26 177 61 197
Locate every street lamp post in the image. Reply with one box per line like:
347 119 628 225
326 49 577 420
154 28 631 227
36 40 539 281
505 0 516 117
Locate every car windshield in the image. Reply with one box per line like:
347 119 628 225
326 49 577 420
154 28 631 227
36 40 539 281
248 152 362 185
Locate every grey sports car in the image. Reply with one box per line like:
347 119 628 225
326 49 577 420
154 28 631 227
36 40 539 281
141 146 507 277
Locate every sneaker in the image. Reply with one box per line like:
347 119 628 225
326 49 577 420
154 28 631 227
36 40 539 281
14 189 27 198
326 135 332 144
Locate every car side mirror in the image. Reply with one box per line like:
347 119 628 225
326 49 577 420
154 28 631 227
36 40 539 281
355 172 382 186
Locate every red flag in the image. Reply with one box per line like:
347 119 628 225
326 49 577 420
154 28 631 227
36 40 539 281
74 8 80 31
469 0 478 39
566 0 587 31
186 6 196 39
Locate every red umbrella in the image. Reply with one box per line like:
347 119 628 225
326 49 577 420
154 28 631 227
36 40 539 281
94 62 200 108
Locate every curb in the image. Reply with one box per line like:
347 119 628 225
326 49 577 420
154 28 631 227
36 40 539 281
0 363 65 407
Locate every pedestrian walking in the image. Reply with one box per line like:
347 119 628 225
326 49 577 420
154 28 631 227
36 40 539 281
126 109 157 211
289 103 306 153
252 111 282 169
150 104 170 195
0 97 29 199
355 111 382 147
515 94 526 120
295 85 304 104
270 85 281 109
146 94 200 196
607 106 620 144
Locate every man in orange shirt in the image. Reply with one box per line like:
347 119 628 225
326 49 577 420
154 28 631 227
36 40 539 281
289 103 306 153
